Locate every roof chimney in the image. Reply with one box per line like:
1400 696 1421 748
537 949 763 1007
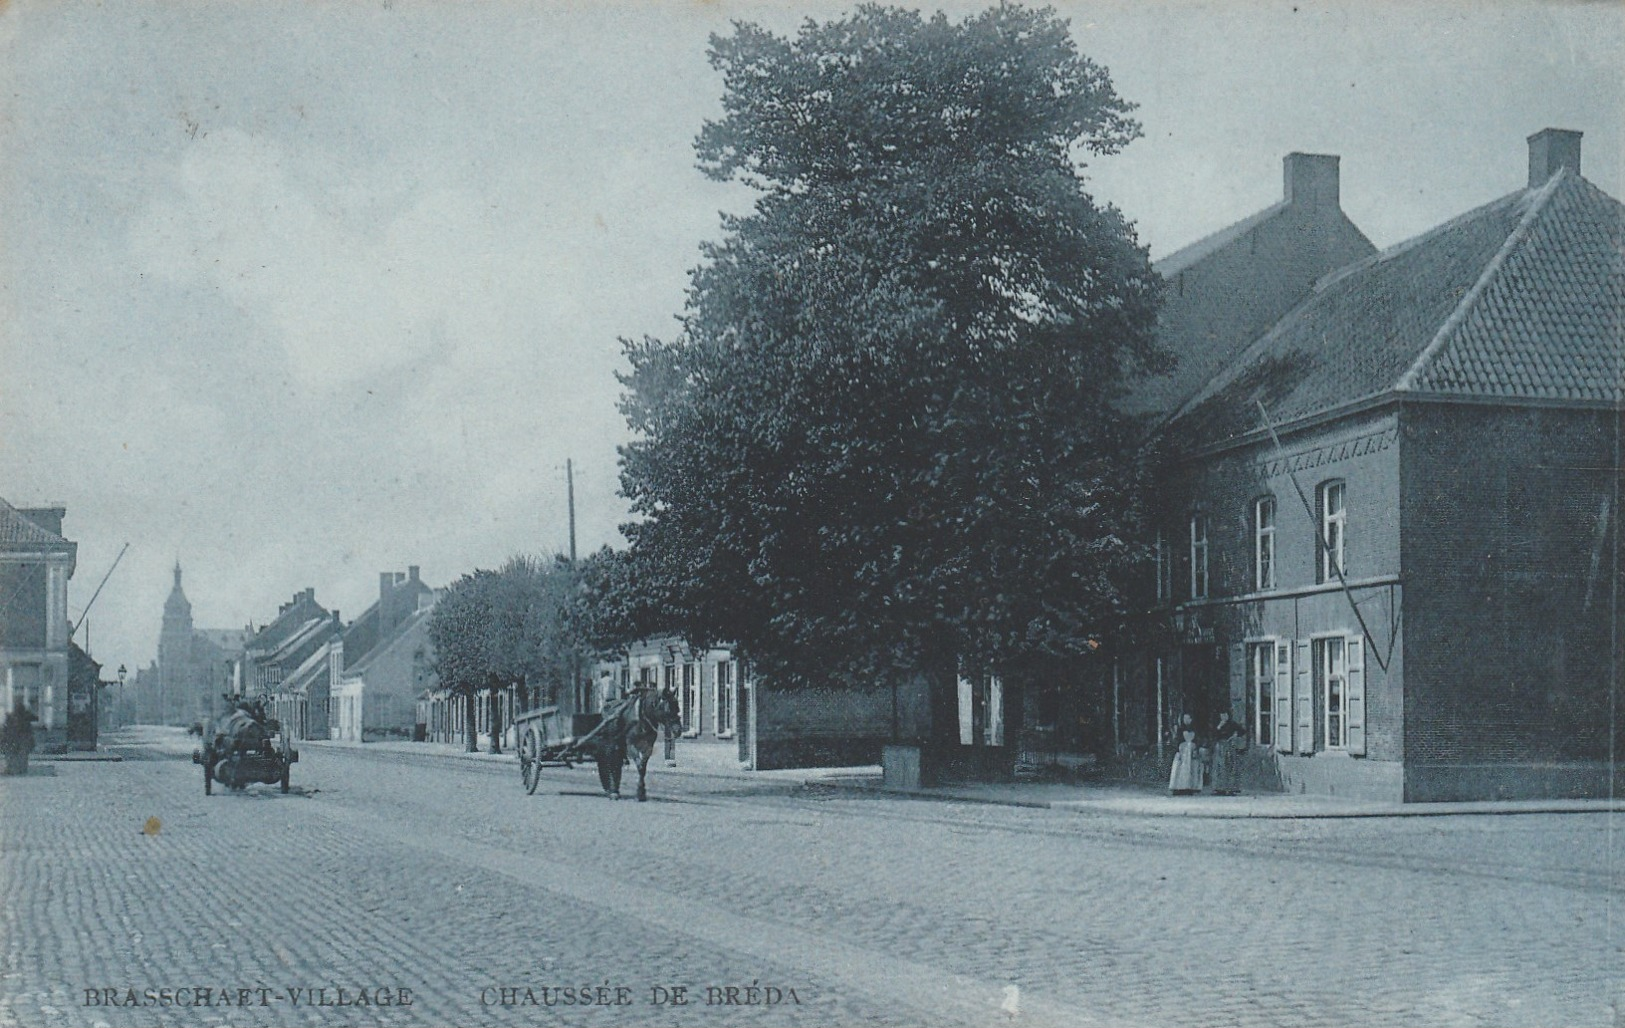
1283 153 1340 207
408 565 420 583
1528 128 1582 187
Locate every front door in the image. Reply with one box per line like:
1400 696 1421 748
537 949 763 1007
1179 644 1221 734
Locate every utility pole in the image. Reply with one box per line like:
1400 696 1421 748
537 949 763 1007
566 458 577 564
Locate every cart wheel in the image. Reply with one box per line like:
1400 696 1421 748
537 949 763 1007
520 729 541 794
203 761 213 796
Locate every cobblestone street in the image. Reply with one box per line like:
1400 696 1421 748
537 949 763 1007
2 733 1622 1027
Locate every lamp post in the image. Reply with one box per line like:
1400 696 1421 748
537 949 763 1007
116 664 127 729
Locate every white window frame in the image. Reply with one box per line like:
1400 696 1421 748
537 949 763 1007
680 661 699 738
1246 639 1275 747
1254 496 1276 590
714 659 735 738
1189 514 1209 600
1318 480 1346 583
1315 634 1349 751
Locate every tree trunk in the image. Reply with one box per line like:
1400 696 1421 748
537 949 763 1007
463 690 477 753
489 685 503 755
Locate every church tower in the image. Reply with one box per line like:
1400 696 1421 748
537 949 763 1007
156 562 195 725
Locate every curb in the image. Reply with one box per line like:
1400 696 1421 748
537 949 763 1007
805 777 1625 819
32 751 124 762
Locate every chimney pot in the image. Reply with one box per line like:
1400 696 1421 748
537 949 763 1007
1528 128 1582 187
1283 152 1340 207
409 565 420 582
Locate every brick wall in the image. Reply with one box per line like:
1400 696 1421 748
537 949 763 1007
1400 402 1622 800
756 683 893 770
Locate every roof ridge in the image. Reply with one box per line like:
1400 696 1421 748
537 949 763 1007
1396 171 1567 393
1154 201 1289 275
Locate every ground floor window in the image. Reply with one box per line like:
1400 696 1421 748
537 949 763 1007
1315 637 1348 750
1247 642 1274 747
680 662 699 736
714 660 735 737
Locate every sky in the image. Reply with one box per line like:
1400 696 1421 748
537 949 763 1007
1 0 1621 675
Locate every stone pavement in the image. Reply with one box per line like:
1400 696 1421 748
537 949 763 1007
2 728 1620 1027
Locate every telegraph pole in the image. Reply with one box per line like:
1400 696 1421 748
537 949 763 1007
566 458 577 564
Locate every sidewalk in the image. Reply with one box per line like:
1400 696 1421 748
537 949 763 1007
815 773 1625 818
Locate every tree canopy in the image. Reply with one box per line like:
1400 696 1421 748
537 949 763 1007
428 555 583 704
615 4 1165 686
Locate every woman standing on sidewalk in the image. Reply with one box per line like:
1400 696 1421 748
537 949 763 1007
1167 714 1201 795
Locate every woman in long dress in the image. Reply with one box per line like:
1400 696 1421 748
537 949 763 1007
1168 714 1202 795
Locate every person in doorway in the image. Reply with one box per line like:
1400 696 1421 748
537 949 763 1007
1210 710 1248 795
1167 713 1202 795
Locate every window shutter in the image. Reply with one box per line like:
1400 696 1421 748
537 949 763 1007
1273 642 1293 753
1346 635 1366 755
957 676 975 746
1227 643 1246 718
1295 640 1314 755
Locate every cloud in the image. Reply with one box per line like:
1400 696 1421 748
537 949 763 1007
129 129 506 390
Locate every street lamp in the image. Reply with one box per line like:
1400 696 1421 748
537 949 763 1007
116 665 126 728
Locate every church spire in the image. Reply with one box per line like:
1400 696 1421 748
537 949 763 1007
173 561 182 589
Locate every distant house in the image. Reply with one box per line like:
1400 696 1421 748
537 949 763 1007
331 568 438 742
0 499 78 752
1125 129 1623 801
242 588 343 740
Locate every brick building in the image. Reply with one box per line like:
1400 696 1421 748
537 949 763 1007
1128 129 1622 801
1004 152 1380 773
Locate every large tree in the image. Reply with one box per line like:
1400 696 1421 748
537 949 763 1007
617 4 1164 701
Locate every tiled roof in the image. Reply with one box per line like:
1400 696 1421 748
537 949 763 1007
1174 170 1624 444
0 498 70 546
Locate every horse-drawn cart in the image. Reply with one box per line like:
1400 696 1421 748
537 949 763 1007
513 705 604 794
513 689 678 799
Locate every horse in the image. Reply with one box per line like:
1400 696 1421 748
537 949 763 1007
589 685 682 802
